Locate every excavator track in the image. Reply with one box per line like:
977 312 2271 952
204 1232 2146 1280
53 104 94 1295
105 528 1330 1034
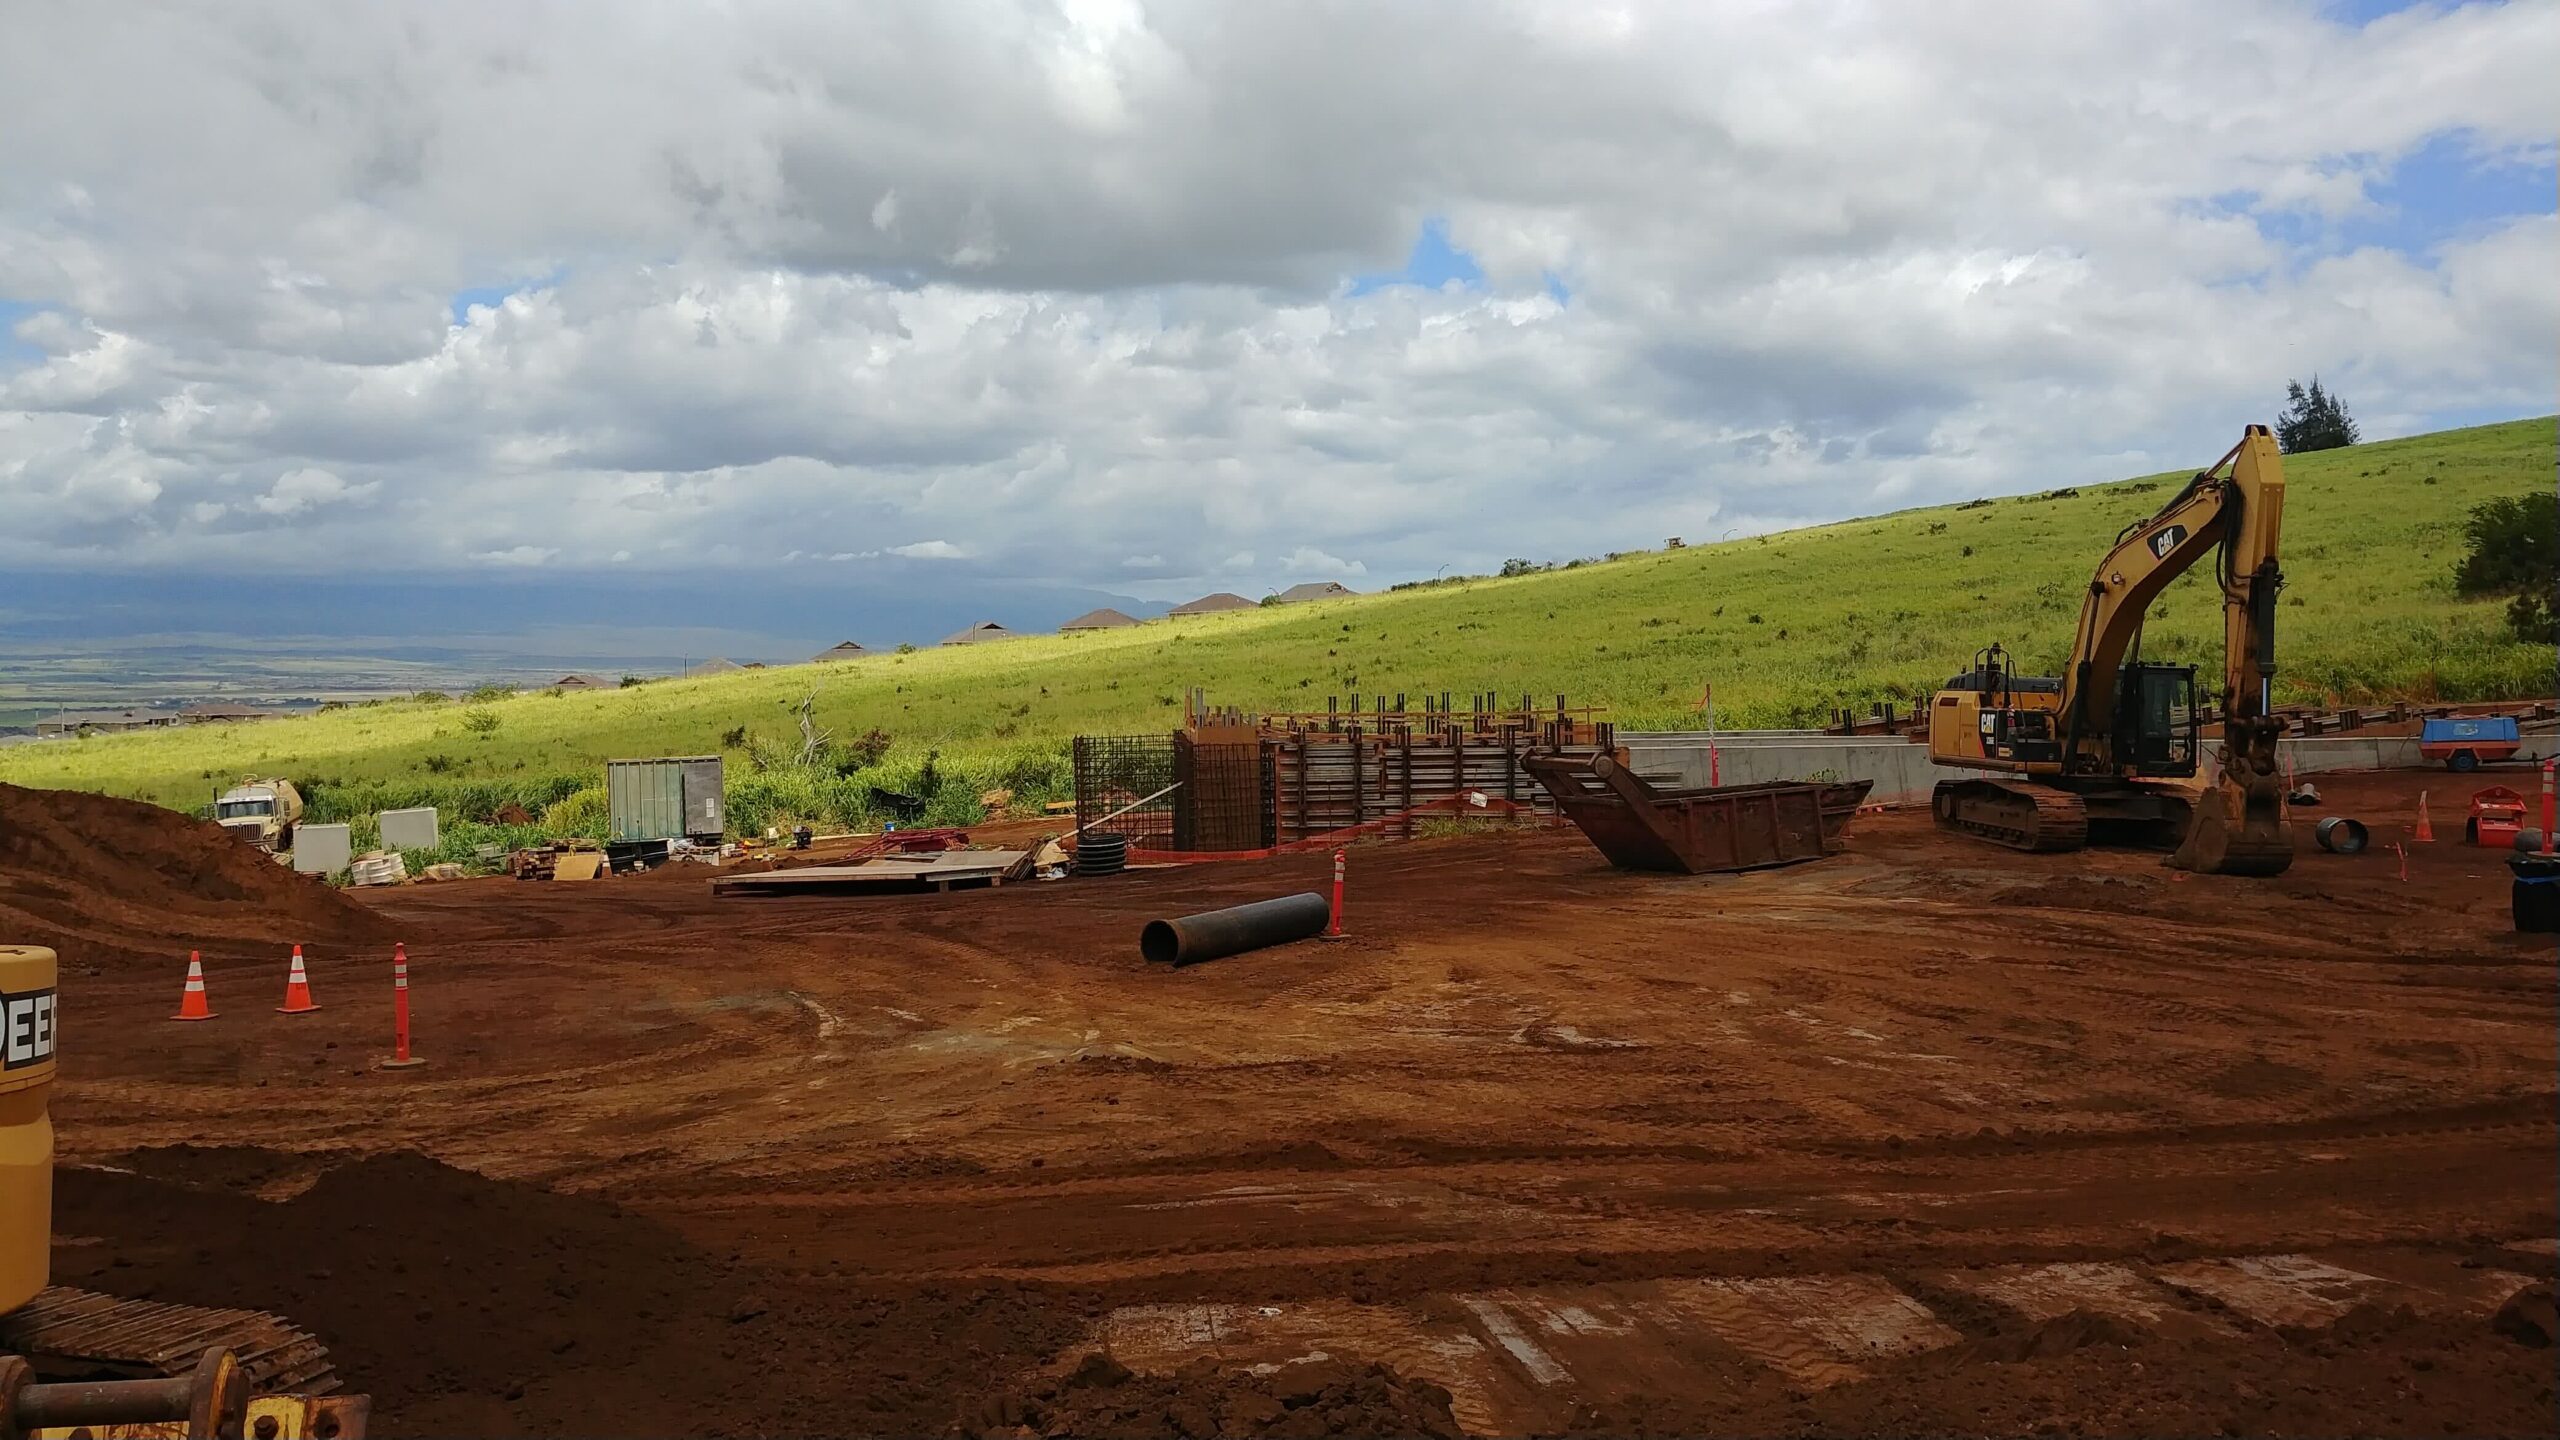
0 1287 336 1394
1933 778 2089 853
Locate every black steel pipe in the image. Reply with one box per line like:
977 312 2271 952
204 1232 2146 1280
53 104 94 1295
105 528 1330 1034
1141 892 1330 966
2313 815 2368 854
16 1376 197 1428
11 1347 242 1435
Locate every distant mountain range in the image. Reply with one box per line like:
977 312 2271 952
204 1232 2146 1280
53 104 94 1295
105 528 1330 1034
0 567 1166 727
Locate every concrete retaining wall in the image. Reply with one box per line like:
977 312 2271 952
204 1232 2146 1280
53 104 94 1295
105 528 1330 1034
1623 729 2559 805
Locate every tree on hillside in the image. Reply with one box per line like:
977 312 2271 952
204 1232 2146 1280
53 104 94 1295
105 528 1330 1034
2276 377 2360 454
2454 492 2557 645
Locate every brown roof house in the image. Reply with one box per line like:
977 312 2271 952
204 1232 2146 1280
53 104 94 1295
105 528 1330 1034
810 641 868 663
1058 607 1138 633
939 621 1016 646
1274 581 1359 604
32 709 174 737
1167 592 1255 616
551 674 613 691
179 704 284 724
684 657 743 677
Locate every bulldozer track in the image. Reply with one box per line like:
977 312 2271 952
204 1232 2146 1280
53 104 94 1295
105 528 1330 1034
1932 779 2089 853
0 1287 336 1394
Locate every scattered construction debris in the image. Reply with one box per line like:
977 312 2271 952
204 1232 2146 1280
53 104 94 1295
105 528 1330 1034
1073 833 1129 877
347 852 407 887
506 840 605 881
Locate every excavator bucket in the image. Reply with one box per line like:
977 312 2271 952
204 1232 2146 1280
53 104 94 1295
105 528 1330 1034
2169 723 2293 876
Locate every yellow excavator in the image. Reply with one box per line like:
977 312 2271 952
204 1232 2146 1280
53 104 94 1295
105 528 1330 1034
0 943 367 1438
1926 424 2292 875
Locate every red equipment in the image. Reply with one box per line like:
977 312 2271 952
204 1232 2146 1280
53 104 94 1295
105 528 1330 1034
2467 786 2528 849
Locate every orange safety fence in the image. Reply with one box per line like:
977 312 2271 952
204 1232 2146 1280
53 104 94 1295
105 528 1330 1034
1119 792 1567 865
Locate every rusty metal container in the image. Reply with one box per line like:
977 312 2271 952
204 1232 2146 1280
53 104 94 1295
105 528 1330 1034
1522 752 1872 874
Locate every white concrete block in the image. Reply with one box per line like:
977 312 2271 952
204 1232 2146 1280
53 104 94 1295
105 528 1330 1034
292 823 352 874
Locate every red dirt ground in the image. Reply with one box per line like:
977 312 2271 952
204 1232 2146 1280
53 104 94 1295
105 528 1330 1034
23 769 2560 1436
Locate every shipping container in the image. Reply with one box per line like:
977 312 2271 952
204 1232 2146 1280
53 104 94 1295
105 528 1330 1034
607 756 726 844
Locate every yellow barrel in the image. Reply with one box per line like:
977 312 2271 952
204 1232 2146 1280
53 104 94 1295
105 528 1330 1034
0 945 58 1314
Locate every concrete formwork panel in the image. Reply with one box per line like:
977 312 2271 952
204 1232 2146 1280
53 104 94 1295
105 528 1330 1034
378 806 440 851
292 823 353 874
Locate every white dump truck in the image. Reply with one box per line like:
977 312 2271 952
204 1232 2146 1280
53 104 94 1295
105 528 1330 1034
214 777 304 851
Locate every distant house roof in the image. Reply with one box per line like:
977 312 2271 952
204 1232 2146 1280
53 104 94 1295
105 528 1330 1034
33 709 169 733
684 657 742 676
553 674 613 690
179 704 282 722
810 641 869 663
1058 607 1138 632
1274 581 1359 603
1168 592 1256 616
939 621 1015 646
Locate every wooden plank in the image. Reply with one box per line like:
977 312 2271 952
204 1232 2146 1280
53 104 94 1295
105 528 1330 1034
713 851 1027 895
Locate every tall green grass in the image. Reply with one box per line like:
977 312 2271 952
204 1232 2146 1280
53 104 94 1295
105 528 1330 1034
7 416 2549 836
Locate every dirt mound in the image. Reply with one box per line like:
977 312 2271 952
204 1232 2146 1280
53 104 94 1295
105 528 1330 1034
0 782 390 964
1952 1308 2150 1365
2492 1282 2555 1348
56 1149 714 1415
54 1148 1080 1438
958 1353 1465 1440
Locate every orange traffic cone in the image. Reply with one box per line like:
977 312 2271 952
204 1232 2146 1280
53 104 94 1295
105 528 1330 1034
2413 791 2436 844
171 952 215 1022
276 944 321 1014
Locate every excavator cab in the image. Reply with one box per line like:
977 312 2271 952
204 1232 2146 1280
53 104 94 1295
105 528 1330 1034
2111 663 2199 776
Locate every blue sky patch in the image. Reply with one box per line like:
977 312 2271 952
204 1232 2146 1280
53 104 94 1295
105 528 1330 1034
2362 133 2556 250
449 285 517 325
2322 0 2435 25
1349 217 1485 296
0 299 45 369
449 269 564 325
2199 131 2552 272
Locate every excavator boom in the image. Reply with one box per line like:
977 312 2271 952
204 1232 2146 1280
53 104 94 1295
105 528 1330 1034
2167 426 2291 874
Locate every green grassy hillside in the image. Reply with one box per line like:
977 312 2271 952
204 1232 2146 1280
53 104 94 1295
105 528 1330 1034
6 416 2548 837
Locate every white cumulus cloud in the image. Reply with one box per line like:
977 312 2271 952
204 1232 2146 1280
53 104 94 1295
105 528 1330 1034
252 466 375 516
0 0 2549 590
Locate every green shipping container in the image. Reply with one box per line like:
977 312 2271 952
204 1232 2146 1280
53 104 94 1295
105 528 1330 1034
607 756 726 843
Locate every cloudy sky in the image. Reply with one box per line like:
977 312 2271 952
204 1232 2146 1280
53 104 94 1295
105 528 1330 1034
2 0 2552 624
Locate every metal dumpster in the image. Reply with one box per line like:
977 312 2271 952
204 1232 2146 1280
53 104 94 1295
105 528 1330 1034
1522 752 1871 874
